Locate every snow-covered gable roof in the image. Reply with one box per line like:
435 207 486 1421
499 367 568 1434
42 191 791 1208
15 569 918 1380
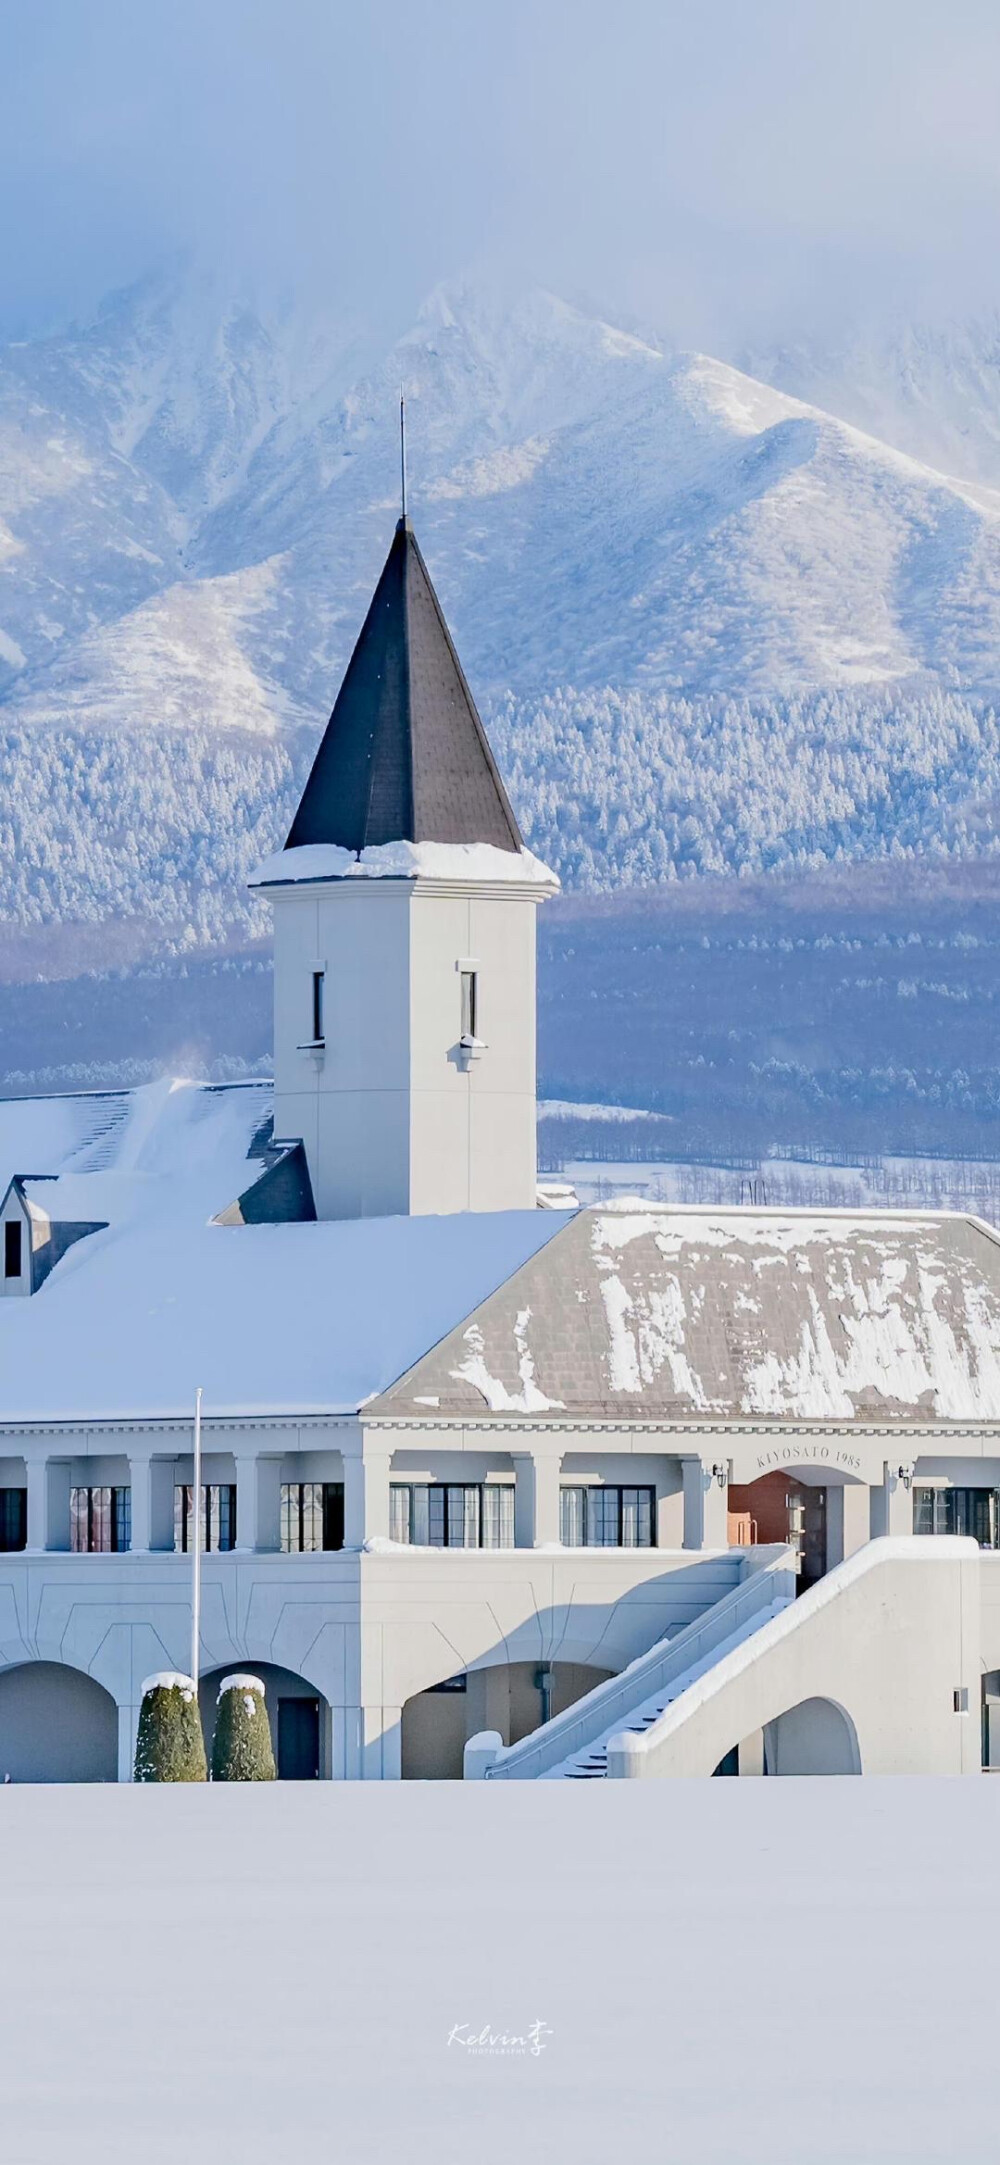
0 1077 564 1422
374 1202 1000 1425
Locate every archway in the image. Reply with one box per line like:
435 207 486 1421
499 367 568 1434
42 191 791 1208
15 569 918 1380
713 1698 861 1777
200 1661 331 1781
401 1659 614 1780
764 1696 861 1776
0 1661 118 1782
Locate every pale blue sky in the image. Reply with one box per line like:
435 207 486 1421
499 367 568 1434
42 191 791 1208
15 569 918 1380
2 0 1000 344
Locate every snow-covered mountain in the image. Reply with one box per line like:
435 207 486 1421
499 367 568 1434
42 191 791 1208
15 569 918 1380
9 273 1000 709
4 271 1000 953
752 317 1000 495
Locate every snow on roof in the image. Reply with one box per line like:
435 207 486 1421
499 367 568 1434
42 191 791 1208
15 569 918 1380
0 1076 565 1422
8 1089 999 1430
376 1203 1000 1425
250 839 558 889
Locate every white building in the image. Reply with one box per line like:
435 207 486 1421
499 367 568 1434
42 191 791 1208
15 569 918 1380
2 514 1000 1783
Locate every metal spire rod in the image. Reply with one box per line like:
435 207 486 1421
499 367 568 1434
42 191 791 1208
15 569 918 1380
400 384 407 520
191 1384 202 1692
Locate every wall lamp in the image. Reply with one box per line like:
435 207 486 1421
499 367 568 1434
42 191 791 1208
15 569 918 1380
712 1462 729 1490
896 1463 915 1492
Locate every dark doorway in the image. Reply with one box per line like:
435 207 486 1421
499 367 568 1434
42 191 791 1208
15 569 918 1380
277 1697 320 1780
728 1471 827 1586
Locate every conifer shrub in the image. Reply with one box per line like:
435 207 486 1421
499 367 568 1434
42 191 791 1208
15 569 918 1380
211 1674 276 1782
134 1672 207 1782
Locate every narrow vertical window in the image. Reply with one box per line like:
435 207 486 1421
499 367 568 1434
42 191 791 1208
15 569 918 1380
312 970 325 1044
4 1220 22 1279
0 1488 27 1551
389 1485 412 1545
460 969 478 1041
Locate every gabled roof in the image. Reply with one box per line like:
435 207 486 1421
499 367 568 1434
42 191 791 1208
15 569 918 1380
0 1077 565 1418
286 518 523 855
372 1203 1000 1425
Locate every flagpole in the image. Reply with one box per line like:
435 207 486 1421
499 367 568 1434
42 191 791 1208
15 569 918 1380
191 1385 203 1692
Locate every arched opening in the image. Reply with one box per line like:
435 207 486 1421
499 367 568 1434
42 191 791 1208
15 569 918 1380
0 1661 118 1782
765 1696 861 1776
401 1659 614 1780
713 1699 860 1777
199 1661 331 1781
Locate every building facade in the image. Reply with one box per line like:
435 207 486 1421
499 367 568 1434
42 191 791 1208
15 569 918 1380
1 518 1000 1782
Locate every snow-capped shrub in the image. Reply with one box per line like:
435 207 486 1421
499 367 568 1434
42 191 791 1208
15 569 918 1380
211 1674 275 1782
134 1672 207 1783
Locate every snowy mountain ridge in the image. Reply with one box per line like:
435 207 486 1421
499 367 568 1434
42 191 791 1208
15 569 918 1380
4 272 1000 952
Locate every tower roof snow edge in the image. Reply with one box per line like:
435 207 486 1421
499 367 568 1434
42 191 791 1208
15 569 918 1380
286 517 523 856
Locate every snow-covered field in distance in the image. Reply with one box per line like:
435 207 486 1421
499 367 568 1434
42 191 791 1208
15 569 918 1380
555 1151 1000 1227
1 1780 993 2165
5 860 1000 1167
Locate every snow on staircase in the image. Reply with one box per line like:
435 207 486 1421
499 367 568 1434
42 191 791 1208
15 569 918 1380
550 1601 789 1779
480 1548 796 1783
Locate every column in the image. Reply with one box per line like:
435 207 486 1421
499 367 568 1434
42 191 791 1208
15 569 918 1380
149 1460 176 1551
117 1701 140 1784
512 1452 561 1546
826 1480 871 1568
25 1456 46 1551
359 1703 402 1779
343 1450 391 1549
27 1457 71 1551
234 1454 282 1552
129 1452 152 1553
682 1458 728 1549
874 1463 914 1539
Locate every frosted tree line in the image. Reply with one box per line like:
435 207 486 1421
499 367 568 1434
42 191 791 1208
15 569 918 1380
0 683 998 944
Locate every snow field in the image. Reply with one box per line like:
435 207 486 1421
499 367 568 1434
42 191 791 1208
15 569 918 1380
0 1779 994 2165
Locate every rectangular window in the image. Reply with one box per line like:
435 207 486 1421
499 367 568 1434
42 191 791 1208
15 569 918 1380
280 1481 344 1553
4 1220 22 1279
460 969 478 1041
0 1488 27 1551
389 1482 515 1548
913 1486 999 1548
311 970 325 1045
173 1484 237 1553
559 1485 655 1549
481 1484 515 1550
70 1486 131 1553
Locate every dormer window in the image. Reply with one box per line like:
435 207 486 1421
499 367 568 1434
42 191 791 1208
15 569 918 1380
0 1178 107 1296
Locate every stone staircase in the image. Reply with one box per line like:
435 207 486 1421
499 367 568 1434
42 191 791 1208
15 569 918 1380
551 1600 789 1778
473 1548 797 1783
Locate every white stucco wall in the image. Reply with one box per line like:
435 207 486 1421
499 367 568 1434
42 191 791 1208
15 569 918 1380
607 1537 983 1779
269 877 542 1218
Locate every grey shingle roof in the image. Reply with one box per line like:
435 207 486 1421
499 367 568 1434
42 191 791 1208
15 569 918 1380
373 1205 1000 1424
287 518 523 854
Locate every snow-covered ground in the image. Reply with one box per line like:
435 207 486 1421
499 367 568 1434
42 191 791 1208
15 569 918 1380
563 1153 1000 1224
1 1780 994 2164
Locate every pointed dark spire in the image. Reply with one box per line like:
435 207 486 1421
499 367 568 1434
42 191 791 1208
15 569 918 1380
286 519 523 854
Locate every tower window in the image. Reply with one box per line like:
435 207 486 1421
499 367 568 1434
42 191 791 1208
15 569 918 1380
460 969 478 1041
4 1220 22 1279
312 970 325 1045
